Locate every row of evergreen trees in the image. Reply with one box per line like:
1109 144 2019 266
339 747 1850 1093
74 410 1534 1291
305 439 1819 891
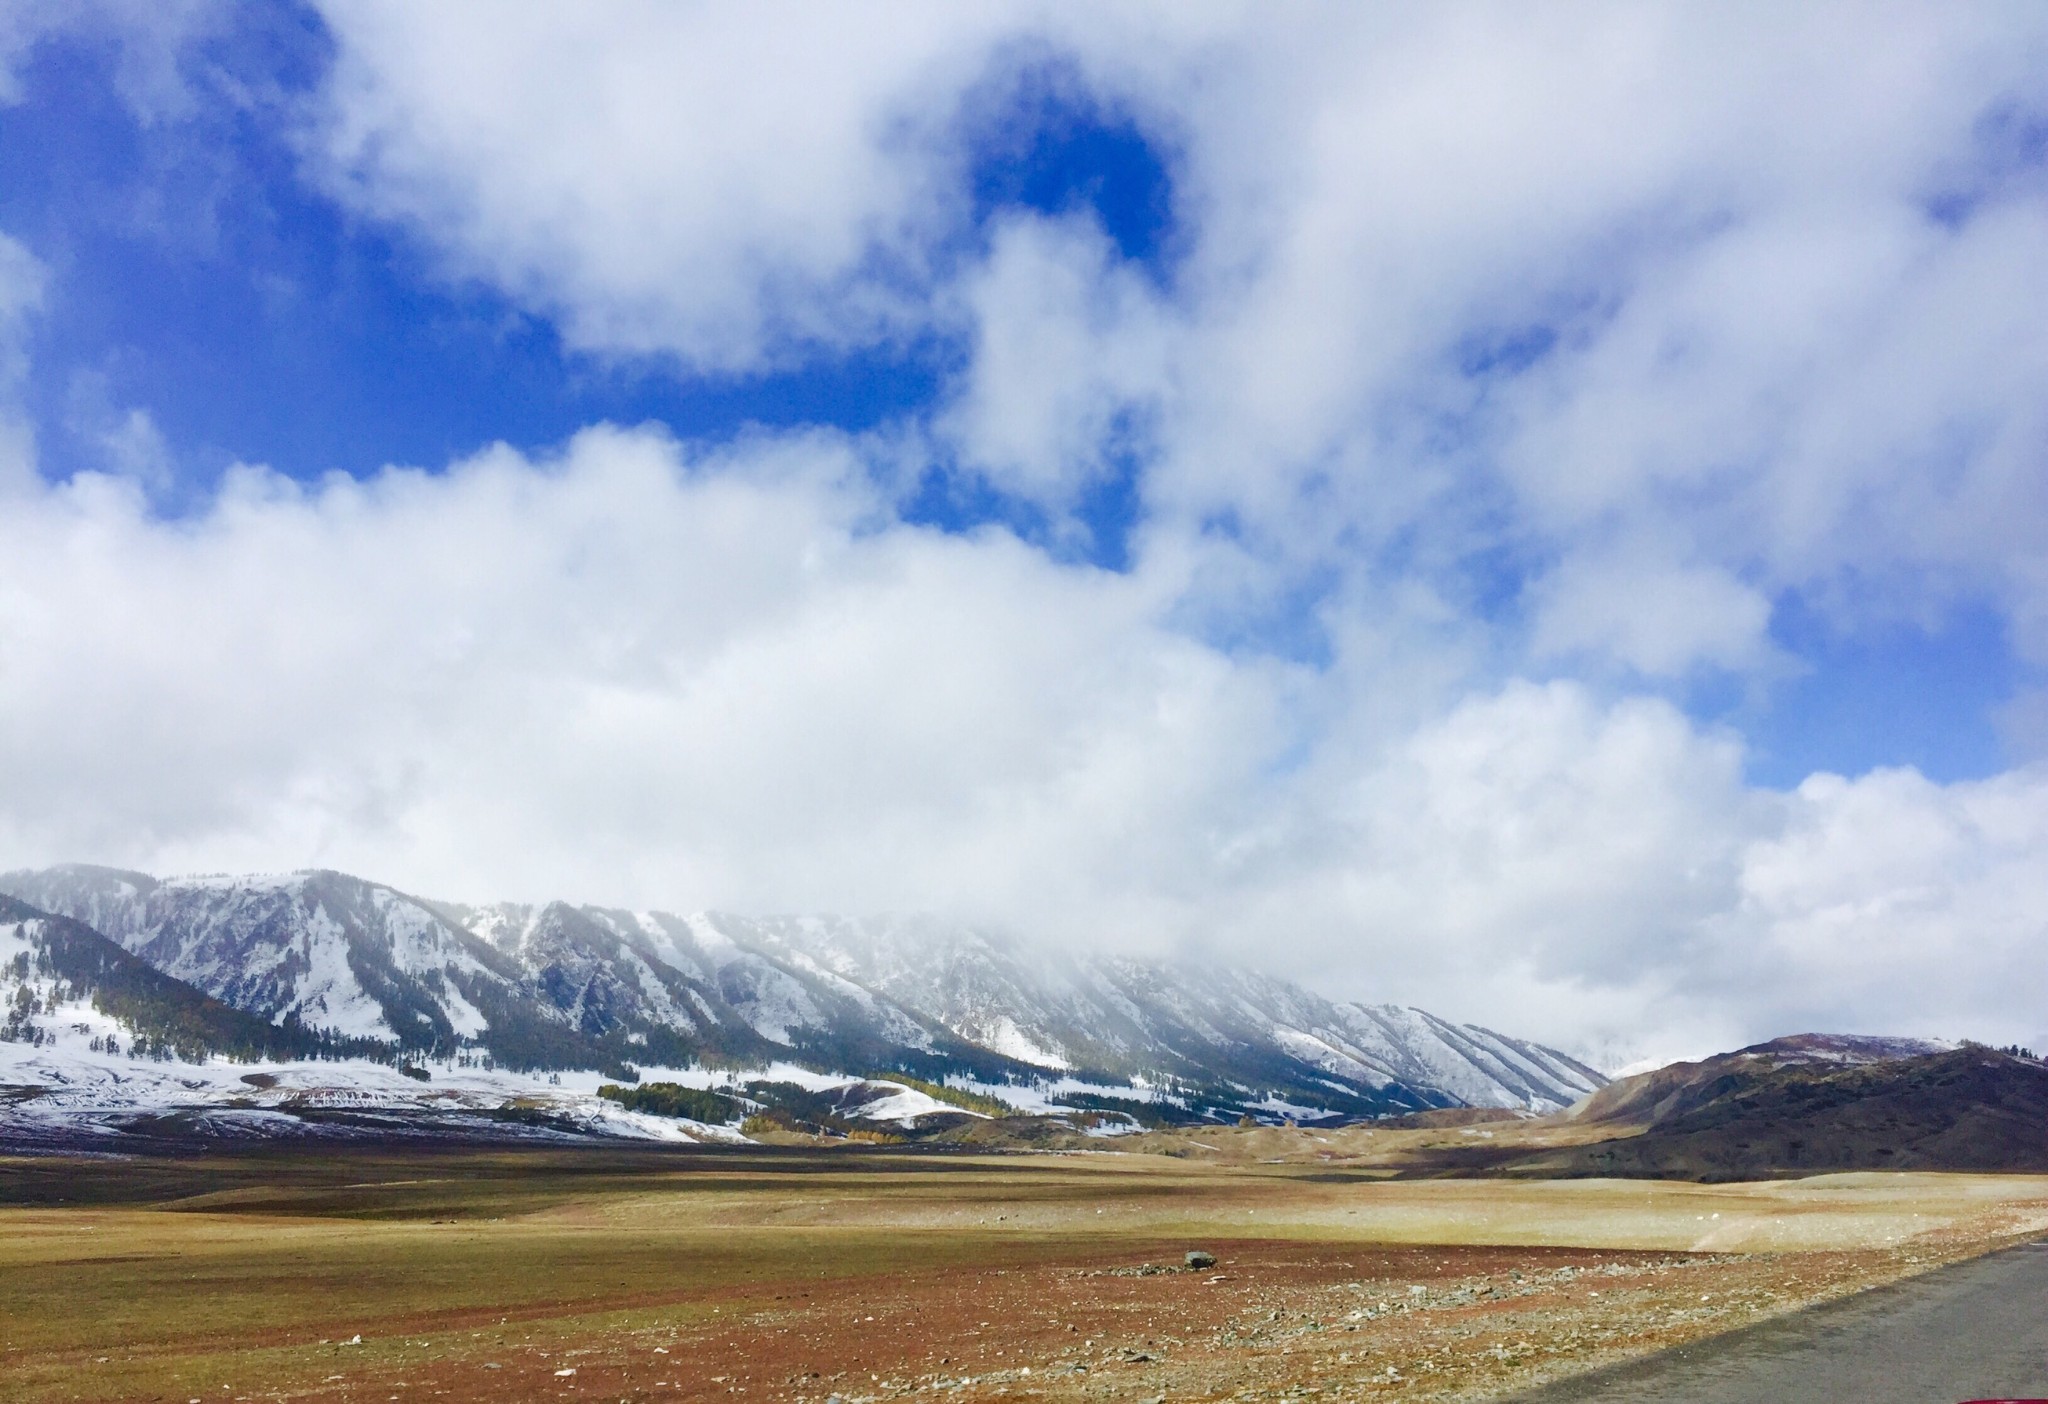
596 1080 740 1122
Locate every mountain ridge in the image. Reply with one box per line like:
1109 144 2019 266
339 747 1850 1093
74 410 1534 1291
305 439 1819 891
0 863 1606 1120
0 893 365 1065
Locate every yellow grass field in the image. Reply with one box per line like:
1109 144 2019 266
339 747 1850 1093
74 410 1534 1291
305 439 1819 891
3 1143 2045 1404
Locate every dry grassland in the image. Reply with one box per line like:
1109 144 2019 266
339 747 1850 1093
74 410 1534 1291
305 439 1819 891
2 1142 2045 1404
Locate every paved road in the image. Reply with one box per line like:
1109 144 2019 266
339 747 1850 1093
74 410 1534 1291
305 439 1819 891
1509 1239 2048 1403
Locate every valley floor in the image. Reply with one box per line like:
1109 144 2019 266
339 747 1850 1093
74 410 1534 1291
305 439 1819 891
2 1145 2044 1404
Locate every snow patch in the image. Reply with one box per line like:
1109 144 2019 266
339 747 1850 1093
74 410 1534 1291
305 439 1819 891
978 1017 1070 1070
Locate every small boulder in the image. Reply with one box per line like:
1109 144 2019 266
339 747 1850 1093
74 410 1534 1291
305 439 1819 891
1185 1249 1218 1270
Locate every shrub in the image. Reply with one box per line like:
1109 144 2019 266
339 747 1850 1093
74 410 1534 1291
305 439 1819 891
597 1081 738 1123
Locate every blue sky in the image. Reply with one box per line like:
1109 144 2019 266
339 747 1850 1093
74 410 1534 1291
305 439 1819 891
6 7 2029 787
3 13 1177 573
4 15 935 482
3 4 2045 1055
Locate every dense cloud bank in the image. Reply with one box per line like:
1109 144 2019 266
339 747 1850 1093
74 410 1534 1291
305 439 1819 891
2 5 2046 1062
4 427 2044 1063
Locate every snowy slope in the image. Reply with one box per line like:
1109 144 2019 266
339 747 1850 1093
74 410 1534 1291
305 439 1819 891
691 916 1604 1111
0 896 334 1064
2 916 138 1056
451 901 713 1037
2 865 1607 1116
0 1041 752 1148
1 866 521 1050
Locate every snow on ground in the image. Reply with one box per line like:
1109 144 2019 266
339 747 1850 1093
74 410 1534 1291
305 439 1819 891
1078 1116 1144 1137
849 1083 962 1124
0 977 1172 1142
954 1074 1173 1116
976 1017 1071 1070
0 1042 749 1144
0 1043 1051 1142
1250 1094 1345 1124
288 902 395 1039
633 1059 848 1095
599 1060 993 1125
1271 1026 1396 1090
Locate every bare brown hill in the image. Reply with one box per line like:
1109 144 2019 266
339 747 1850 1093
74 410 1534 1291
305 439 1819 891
1567 1033 1952 1129
1477 1043 2048 1181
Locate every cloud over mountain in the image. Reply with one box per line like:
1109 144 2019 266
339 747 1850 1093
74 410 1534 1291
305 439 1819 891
0 4 2045 1065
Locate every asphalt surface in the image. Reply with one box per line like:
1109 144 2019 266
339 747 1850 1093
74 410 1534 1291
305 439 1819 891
1509 1238 2048 1404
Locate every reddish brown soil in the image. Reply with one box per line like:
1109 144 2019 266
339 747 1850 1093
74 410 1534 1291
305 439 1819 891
258 1234 1998 1404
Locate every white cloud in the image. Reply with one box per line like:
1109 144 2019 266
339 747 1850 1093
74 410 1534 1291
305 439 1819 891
309 0 1024 370
299 6 2048 659
4 427 2046 1062
7 5 2048 1059
62 371 175 493
939 214 1173 509
0 427 1288 951
0 231 41 371
0 0 222 118
1216 681 1767 1060
0 232 43 494
306 0 1230 373
1716 765 2048 1047
1530 548 1772 676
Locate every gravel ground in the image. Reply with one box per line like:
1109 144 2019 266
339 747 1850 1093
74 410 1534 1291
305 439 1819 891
304 1214 2046 1403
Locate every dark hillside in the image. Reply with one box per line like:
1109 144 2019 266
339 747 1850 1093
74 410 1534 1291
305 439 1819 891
1567 1033 1953 1128
1515 1045 2048 1180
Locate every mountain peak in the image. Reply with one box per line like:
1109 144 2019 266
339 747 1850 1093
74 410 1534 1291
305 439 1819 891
0 864 1607 1120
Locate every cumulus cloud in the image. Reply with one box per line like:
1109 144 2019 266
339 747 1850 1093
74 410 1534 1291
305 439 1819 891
939 214 1174 510
307 0 1225 373
0 427 1280 940
3 5 2047 1061
1529 547 1773 676
309 0 1023 370
0 232 41 372
303 4 2048 661
1714 766 2048 1047
3 427 2046 1061
1138 9 2048 666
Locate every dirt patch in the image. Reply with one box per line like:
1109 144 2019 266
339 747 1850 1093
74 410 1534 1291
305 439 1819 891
202 1233 2037 1404
5 1149 2046 1404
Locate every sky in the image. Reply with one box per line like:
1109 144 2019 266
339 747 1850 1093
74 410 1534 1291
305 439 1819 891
1 2 2046 1066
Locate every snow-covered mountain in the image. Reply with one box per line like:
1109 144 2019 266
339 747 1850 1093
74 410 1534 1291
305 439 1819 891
0 892 342 1065
0 865 1606 1118
705 913 1602 1111
19 867 509 1040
